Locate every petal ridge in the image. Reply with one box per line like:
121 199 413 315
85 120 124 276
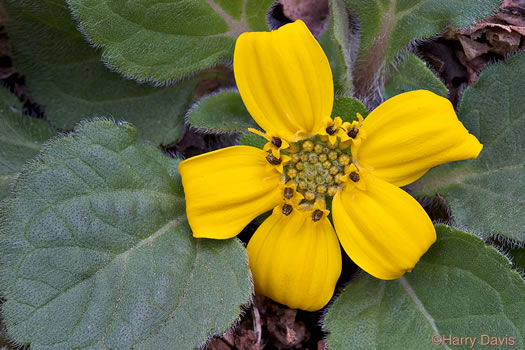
234 20 334 141
333 176 436 280
179 145 282 239
247 207 341 311
357 90 483 186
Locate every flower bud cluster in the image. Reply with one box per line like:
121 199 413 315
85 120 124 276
284 139 351 203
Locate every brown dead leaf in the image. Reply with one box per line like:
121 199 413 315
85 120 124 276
436 0 525 89
501 0 525 26
279 0 329 37
485 27 522 54
206 338 233 350
255 295 308 348
234 329 260 350
204 294 320 349
458 35 490 61
445 0 525 63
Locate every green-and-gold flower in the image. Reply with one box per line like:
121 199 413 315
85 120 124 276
178 20 482 311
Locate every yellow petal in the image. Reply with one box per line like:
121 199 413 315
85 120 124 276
247 206 341 311
332 176 436 280
179 146 282 239
356 90 483 187
234 20 333 142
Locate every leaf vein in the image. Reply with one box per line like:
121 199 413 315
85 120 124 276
398 277 451 350
10 217 184 332
134 239 201 347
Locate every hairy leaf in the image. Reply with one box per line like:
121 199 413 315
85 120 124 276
320 0 355 96
324 225 525 349
383 53 448 99
188 90 256 132
345 0 502 101
67 0 274 82
0 89 54 201
0 120 252 350
411 52 525 242
240 132 266 149
331 96 368 123
4 0 200 145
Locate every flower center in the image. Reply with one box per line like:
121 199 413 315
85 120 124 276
284 139 351 203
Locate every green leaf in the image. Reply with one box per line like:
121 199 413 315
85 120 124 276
411 52 525 242
345 0 502 100
4 0 200 145
383 52 448 99
331 96 368 123
67 0 274 83
320 0 355 96
324 225 525 349
508 247 525 271
240 132 266 149
0 120 252 349
188 90 257 132
0 89 55 201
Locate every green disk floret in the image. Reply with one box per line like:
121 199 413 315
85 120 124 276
284 138 351 203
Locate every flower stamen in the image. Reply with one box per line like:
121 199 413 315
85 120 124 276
248 128 290 157
284 187 294 199
347 128 359 138
312 209 323 222
326 125 337 135
340 113 366 155
266 152 282 165
282 204 293 216
319 116 349 145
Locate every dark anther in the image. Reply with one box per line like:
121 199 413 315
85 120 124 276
350 171 360 182
347 128 359 138
326 125 337 135
266 152 282 165
284 187 294 199
282 204 293 216
312 209 323 222
271 137 282 148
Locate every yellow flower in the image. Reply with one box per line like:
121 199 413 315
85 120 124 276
178 20 482 311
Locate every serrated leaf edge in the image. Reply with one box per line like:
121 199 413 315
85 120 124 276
65 0 261 84
0 118 255 349
186 88 255 135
